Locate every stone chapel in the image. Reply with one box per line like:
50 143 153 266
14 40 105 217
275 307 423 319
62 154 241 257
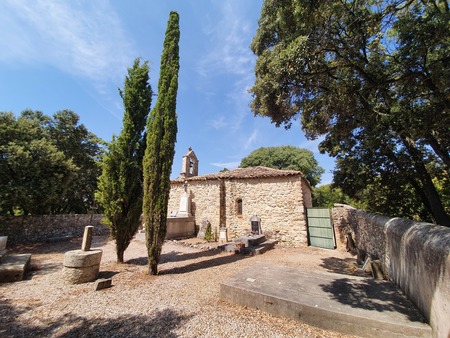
168 148 313 246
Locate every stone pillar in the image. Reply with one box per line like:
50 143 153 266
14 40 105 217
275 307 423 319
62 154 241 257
81 225 93 251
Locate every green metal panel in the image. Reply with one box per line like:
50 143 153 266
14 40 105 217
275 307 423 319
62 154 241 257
307 208 335 249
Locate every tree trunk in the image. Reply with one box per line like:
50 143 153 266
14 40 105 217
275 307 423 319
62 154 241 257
426 133 450 171
117 250 124 264
148 257 158 275
403 136 450 226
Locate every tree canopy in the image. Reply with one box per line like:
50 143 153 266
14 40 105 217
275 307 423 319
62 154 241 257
96 58 152 263
239 145 324 186
0 110 102 215
250 0 449 225
312 184 361 209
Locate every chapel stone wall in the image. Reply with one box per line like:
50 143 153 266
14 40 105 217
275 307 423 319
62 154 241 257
168 180 221 230
223 177 308 245
169 176 310 246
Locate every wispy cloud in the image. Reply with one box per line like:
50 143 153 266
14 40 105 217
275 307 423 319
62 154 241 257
299 136 326 154
244 130 258 150
197 2 255 77
209 115 228 129
210 161 240 170
0 0 133 88
196 2 260 135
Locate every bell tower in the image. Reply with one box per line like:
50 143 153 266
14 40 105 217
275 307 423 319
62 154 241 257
180 147 198 178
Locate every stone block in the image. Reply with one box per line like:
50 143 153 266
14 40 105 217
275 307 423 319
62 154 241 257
0 254 31 283
62 249 102 284
94 278 112 291
63 249 102 268
62 265 100 284
0 249 7 263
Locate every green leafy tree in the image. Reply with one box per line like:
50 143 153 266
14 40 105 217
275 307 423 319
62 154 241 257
49 110 103 213
312 184 361 209
250 0 450 225
96 59 152 263
0 111 77 215
143 11 180 275
239 146 324 186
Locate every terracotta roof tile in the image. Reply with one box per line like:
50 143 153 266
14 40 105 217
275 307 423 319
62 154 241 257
172 166 304 183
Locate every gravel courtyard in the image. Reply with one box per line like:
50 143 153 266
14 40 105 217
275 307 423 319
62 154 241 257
0 236 361 338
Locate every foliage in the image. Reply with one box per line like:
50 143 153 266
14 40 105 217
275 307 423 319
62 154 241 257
250 0 450 225
143 11 180 275
204 221 213 241
312 184 361 209
0 110 102 215
239 146 324 186
49 110 104 213
96 58 152 263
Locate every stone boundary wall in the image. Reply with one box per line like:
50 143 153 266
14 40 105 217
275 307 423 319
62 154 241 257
0 214 110 245
332 204 450 338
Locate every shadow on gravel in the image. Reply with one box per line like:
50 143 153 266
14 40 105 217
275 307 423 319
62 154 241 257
320 257 366 277
126 247 233 266
0 298 191 338
126 248 249 275
97 270 120 279
160 252 249 275
319 278 427 323
9 236 110 255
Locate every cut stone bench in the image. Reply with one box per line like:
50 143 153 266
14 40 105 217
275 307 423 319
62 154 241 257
0 254 31 283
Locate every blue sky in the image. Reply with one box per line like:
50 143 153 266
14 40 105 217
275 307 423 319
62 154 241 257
0 0 335 184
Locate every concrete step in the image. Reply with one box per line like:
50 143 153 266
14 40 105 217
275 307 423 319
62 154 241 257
0 254 31 283
243 239 278 256
220 263 431 338
219 238 277 256
234 234 266 247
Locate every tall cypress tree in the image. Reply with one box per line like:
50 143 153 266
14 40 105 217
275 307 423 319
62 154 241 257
96 58 152 263
143 11 180 275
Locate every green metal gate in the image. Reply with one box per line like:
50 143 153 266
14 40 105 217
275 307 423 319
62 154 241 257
306 208 335 249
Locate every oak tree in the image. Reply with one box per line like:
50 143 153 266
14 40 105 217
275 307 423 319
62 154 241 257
250 0 450 225
239 146 324 187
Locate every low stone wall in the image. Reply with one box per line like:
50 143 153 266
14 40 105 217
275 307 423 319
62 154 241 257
0 214 109 245
332 204 450 338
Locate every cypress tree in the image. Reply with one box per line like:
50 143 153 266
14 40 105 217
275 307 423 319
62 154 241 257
96 58 152 263
143 11 180 275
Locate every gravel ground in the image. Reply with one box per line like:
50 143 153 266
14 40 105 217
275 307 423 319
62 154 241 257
0 236 362 338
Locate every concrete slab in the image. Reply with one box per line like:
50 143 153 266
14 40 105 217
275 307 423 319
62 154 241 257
220 263 431 338
0 254 31 283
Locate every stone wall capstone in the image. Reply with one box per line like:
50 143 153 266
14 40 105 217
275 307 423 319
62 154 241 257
0 214 110 245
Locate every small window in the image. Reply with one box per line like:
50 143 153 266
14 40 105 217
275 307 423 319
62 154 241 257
236 198 243 216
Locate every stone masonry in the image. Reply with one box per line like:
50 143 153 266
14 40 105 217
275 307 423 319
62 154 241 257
169 166 312 246
332 204 450 338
